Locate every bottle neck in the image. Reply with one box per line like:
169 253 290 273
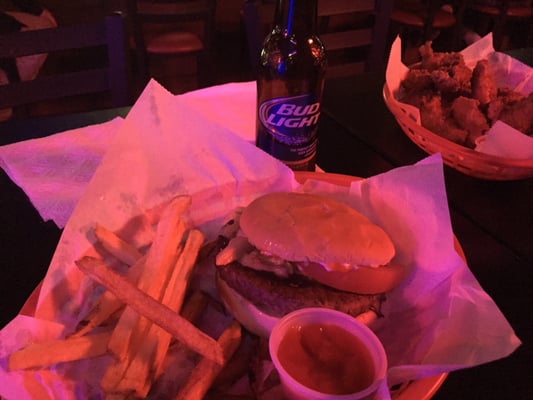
274 0 318 36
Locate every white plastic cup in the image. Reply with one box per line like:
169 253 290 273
269 308 388 400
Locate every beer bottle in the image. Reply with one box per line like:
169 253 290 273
255 0 327 171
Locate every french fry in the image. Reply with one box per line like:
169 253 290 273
154 232 206 379
93 223 143 266
119 229 206 396
113 290 210 397
101 357 131 394
162 230 205 315
212 331 257 390
140 195 192 300
73 256 147 338
11 194 248 398
112 335 158 395
103 394 127 400
178 290 211 330
175 320 242 400
8 331 111 371
75 221 146 338
75 256 224 365
107 196 189 362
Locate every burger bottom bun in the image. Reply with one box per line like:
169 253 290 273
216 273 279 338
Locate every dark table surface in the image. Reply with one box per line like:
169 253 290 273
1 74 531 399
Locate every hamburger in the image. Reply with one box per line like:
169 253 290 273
215 192 409 337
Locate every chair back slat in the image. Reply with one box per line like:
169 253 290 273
318 0 375 16
0 13 130 113
327 61 366 78
136 0 212 20
319 0 393 78
0 24 106 58
0 69 109 107
321 28 374 51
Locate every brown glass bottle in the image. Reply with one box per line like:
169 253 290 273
255 0 327 171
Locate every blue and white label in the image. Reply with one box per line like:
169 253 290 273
259 94 320 146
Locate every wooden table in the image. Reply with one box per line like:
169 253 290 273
0 73 531 399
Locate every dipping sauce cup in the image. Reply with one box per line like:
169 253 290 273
269 308 388 400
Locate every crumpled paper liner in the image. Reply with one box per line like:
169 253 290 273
386 34 533 160
0 80 521 399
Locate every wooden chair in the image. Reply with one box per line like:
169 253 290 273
242 0 393 78
126 0 216 91
318 0 394 78
456 0 533 50
0 13 130 119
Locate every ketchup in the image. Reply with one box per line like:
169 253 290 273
277 322 375 395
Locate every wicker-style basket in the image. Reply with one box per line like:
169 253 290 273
383 83 533 180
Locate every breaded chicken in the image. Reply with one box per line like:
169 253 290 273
420 96 468 145
430 65 471 95
471 60 498 105
397 41 532 149
416 42 472 95
487 88 526 122
451 96 490 147
399 69 434 108
497 92 533 135
418 42 464 71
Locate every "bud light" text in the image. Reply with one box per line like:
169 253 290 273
265 102 320 128
259 94 321 146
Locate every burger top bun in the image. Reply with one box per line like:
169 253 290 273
240 192 395 267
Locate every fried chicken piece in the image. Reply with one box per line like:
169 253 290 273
430 64 472 95
418 42 464 72
449 63 473 95
487 87 526 122
451 96 490 147
471 60 498 105
401 68 433 92
497 92 533 135
498 87 526 103
417 42 472 95
398 69 434 108
398 41 533 150
420 95 468 145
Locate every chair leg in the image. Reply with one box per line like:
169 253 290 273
137 49 150 86
491 14 508 50
527 18 533 47
197 51 213 88
242 0 262 77
452 1 468 50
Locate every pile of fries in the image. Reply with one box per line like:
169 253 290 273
8 195 243 399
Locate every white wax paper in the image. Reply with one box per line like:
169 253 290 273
0 80 521 399
0 81 257 229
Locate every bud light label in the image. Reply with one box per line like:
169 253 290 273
256 94 320 169
259 94 320 146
